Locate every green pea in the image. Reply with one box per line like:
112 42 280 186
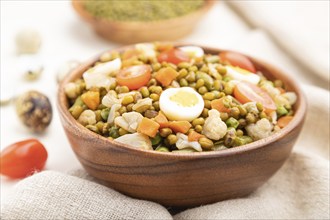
101 108 110 121
204 100 211 109
234 136 253 146
178 62 191 69
224 83 234 95
188 65 198 72
220 112 229 121
152 63 162 72
179 78 189 87
238 105 247 116
118 128 128 136
230 107 240 119
202 108 209 118
198 86 208 95
69 105 84 119
95 110 102 122
196 72 214 90
140 87 150 98
216 65 227 75
246 113 257 124
195 79 205 89
167 134 178 145
109 126 119 138
226 117 239 129
121 95 134 105
256 102 264 112
212 90 221 99
147 78 157 86
160 128 172 137
149 86 162 95
199 137 214 150
150 93 160 101
276 106 288 117
186 71 196 82
117 86 129 94
153 101 160 111
151 133 162 146
199 65 209 73
118 106 127 115
155 146 170 152
203 92 215 101
192 117 205 126
178 69 188 79
236 129 244 137
195 125 203 133
86 125 99 133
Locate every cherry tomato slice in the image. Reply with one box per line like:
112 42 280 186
157 49 190 65
220 51 256 73
116 64 151 90
234 82 276 112
0 139 48 179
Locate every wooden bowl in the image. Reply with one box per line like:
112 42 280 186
72 0 215 44
57 44 307 207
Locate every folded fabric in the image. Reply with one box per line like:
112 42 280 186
228 1 330 84
1 85 329 219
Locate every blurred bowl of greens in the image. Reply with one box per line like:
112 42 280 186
72 0 215 44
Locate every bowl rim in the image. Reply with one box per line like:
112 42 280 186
57 43 307 159
72 0 216 28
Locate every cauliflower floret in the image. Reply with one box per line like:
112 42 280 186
176 133 202 152
107 103 121 125
64 82 80 99
114 112 143 133
83 58 120 90
245 118 274 141
102 92 121 107
78 110 96 126
115 133 152 150
282 92 297 105
202 109 227 140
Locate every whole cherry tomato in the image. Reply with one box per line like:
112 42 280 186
234 81 276 113
116 64 152 90
0 139 48 179
157 49 190 65
220 51 256 73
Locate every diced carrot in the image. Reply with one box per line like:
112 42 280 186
154 67 179 87
168 121 192 134
137 117 160 138
277 116 293 128
81 91 100 110
211 98 230 113
154 111 169 128
188 130 205 142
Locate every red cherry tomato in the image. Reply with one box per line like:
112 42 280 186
0 139 48 179
234 82 276 112
116 64 151 90
220 51 256 73
157 49 190 65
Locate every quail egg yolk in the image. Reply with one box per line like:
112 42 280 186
159 87 204 122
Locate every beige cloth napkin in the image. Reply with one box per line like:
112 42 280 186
228 1 330 83
1 85 329 220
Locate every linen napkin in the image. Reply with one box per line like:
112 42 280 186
228 1 330 84
1 84 329 220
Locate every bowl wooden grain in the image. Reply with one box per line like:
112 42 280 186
57 44 307 207
72 0 215 44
